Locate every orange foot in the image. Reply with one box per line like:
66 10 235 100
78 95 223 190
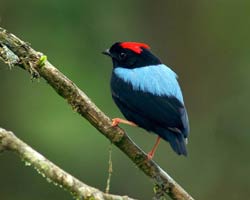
112 118 137 127
147 136 161 160
147 151 154 160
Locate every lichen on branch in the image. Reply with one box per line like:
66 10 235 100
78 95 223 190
0 127 134 200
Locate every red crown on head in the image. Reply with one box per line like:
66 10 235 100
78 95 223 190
120 42 150 54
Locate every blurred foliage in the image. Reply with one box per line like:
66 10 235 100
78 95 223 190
0 1 250 200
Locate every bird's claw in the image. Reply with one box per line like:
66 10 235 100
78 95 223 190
111 118 137 127
111 118 119 127
147 151 154 160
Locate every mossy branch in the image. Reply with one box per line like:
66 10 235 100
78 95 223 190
0 127 134 200
0 27 194 200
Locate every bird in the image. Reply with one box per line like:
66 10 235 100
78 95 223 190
102 42 189 158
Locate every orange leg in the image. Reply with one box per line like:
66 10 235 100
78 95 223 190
147 136 161 160
112 118 137 127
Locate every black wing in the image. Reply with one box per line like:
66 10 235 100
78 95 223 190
111 75 189 138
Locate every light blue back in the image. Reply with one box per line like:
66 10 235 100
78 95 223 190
114 64 184 103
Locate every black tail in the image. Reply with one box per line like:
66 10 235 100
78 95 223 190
157 129 187 156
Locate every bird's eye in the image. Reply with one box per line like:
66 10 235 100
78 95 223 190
119 52 127 60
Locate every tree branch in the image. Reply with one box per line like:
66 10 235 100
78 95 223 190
0 27 194 200
0 127 134 200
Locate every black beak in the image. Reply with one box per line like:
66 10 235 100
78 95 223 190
102 49 112 57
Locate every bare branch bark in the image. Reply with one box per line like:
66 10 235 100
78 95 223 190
0 127 134 200
0 27 194 200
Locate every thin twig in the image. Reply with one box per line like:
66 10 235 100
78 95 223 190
105 143 113 194
0 27 194 200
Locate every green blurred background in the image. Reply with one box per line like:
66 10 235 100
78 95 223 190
0 1 250 199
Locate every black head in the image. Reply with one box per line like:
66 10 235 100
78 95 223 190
103 42 162 69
